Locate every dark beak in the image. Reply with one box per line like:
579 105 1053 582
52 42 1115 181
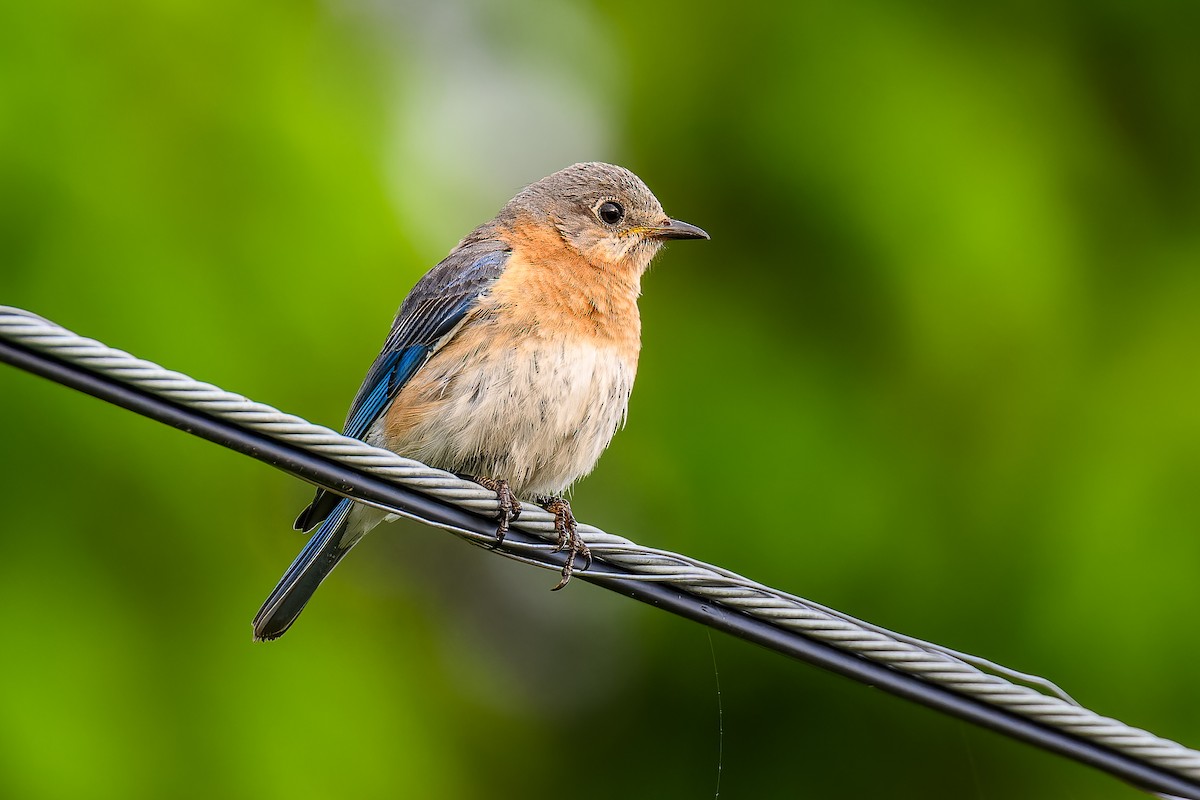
649 218 710 240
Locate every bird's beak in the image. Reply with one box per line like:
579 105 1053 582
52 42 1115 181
648 218 710 240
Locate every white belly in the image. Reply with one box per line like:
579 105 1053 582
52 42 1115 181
373 337 637 498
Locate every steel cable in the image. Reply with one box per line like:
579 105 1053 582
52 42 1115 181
2 305 1197 797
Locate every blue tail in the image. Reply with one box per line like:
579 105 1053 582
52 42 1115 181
253 498 356 641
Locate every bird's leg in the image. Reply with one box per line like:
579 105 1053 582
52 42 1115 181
464 476 522 543
536 496 592 590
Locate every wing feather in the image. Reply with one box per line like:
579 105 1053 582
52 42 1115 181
294 240 510 530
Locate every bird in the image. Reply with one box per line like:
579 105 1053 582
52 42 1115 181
252 162 708 641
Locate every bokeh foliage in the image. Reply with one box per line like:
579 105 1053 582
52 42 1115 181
1 1 1198 797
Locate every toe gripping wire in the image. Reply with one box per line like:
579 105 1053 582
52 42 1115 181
2 305 1199 800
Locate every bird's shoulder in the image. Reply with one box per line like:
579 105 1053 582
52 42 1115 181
392 230 512 331
340 232 512 438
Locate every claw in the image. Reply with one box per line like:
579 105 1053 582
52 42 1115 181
468 476 522 544
460 482 590 589
540 496 590 589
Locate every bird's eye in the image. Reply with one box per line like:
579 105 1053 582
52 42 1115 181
597 201 625 226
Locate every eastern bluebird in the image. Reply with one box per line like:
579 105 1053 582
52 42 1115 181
253 162 708 641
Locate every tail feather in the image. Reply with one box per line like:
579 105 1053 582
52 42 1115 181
254 498 356 641
293 488 343 532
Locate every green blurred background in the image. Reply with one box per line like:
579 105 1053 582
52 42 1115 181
2 1 1198 797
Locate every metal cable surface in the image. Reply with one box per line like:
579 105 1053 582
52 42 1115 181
2 306 1198 785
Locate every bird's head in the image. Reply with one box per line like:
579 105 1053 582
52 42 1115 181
505 162 708 277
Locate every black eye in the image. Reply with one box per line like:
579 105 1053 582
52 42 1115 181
597 201 624 225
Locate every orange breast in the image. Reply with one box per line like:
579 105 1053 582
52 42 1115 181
487 215 643 356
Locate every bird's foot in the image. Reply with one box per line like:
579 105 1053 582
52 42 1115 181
537 496 591 590
468 476 522 544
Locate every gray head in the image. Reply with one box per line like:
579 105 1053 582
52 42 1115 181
501 162 708 276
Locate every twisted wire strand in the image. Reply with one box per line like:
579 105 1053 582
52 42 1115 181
3 306 1198 781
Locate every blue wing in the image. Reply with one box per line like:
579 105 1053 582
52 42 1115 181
294 239 511 530
255 237 512 639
